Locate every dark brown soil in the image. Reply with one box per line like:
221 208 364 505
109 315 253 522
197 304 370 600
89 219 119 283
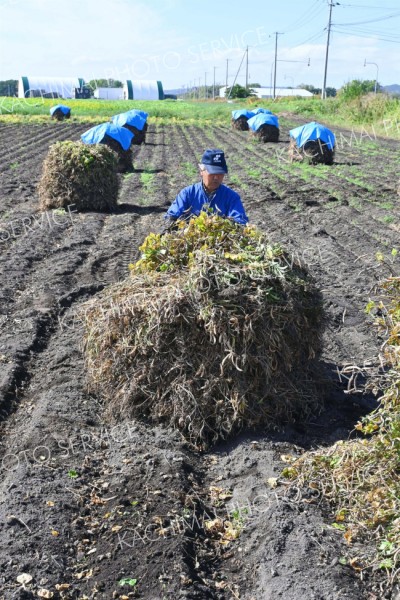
0 119 399 600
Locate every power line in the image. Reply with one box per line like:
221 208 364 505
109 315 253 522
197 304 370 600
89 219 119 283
284 0 320 29
334 11 400 26
283 1 325 33
278 3 397 63
332 24 400 37
331 27 400 42
290 28 326 47
338 3 400 9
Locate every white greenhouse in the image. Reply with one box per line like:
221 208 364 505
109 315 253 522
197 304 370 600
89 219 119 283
18 76 84 99
123 80 164 100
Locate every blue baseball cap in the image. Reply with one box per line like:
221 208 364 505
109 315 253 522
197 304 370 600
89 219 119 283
201 148 228 174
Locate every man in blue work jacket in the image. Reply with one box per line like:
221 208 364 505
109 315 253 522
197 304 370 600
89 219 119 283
164 149 248 228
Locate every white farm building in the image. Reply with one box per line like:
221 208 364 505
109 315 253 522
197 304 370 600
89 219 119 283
93 87 124 100
219 86 313 99
18 76 85 98
123 80 164 100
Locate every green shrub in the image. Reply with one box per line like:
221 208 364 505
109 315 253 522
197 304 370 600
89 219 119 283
338 79 380 101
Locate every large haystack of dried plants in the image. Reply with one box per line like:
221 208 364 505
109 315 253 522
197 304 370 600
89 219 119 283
250 124 280 143
231 116 249 131
38 141 120 211
288 137 335 165
82 213 324 448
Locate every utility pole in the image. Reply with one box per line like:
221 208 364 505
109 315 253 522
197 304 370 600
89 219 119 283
213 66 217 100
225 59 231 98
245 46 249 90
322 1 339 100
227 48 248 100
272 32 283 100
204 72 207 99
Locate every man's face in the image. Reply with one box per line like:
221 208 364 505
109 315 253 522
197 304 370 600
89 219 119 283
200 167 225 192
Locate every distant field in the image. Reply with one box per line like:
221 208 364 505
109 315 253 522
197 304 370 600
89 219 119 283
0 95 399 138
0 97 237 124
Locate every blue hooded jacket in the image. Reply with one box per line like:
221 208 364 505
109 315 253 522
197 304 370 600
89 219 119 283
166 182 248 225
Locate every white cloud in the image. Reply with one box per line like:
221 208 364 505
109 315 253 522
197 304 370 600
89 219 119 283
0 0 185 79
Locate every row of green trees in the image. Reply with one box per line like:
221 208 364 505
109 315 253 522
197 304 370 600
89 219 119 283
86 79 123 91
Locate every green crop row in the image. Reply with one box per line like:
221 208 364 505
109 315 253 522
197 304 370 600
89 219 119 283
0 98 237 125
1 95 399 138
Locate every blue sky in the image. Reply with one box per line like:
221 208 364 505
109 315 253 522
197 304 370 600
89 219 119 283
1 0 399 90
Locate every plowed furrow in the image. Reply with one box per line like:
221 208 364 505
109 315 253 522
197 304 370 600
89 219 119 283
0 123 89 169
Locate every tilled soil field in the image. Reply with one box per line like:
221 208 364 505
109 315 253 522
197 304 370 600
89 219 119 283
0 118 399 600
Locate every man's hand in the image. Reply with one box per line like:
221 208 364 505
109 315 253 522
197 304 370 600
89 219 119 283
160 217 178 235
